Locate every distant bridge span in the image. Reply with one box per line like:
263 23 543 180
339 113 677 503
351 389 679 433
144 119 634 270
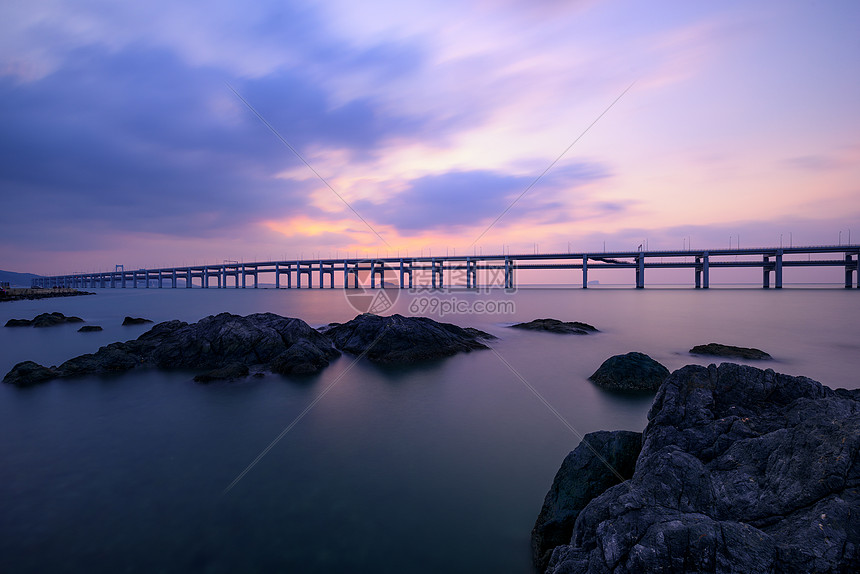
33 245 860 290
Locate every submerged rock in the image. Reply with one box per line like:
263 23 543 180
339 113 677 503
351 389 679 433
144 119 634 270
4 312 84 328
3 313 340 386
323 313 491 363
690 342 771 360
509 319 598 335
194 362 249 383
122 316 153 326
532 430 642 572
78 325 103 332
538 363 860 573
588 352 669 392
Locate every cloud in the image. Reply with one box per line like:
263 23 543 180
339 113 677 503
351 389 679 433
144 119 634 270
0 43 433 249
351 161 609 233
782 155 845 172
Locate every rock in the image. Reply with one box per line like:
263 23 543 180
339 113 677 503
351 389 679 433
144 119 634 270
509 319 598 335
588 352 669 392
532 430 641 572
323 313 491 363
56 343 143 377
690 342 771 360
2 361 59 386
78 325 103 332
122 316 153 326
3 313 341 386
538 363 860 573
464 327 497 340
5 312 84 327
270 339 339 375
194 362 249 383
144 313 340 371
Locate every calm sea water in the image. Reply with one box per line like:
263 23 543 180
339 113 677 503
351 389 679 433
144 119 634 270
1 287 858 573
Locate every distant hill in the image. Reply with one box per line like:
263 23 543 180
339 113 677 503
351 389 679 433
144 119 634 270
0 270 42 287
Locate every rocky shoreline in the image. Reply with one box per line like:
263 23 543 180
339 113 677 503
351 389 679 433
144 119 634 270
3 312 494 385
533 363 860 573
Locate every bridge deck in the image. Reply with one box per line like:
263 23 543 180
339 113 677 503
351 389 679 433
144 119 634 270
34 245 860 290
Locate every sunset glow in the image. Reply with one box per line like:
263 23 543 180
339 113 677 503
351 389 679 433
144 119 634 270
1 1 858 274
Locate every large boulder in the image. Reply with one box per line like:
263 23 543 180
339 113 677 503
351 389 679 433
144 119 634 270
3 313 341 386
323 313 491 363
144 313 338 370
690 342 771 360
588 352 669 392
532 430 642 572
509 318 598 335
539 363 860 573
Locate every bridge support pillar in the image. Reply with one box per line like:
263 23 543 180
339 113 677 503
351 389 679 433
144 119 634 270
319 262 334 288
371 260 386 289
431 259 444 289
695 257 701 288
186 269 192 288
582 255 588 288
504 257 515 290
399 259 412 289
763 256 771 288
846 253 858 289
775 251 783 289
343 261 358 289
275 264 280 289
465 258 477 289
702 253 709 288
635 253 645 288
171 270 177 288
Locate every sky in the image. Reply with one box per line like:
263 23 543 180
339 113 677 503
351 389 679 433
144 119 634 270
1 0 859 276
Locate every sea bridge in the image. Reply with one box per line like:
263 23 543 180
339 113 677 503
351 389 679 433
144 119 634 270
33 244 860 290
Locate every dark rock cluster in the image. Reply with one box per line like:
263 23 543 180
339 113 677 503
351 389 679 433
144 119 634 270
588 352 669 392
5 312 84 328
509 318 598 335
3 313 341 385
4 312 496 385
534 363 860 573
690 342 772 360
532 430 642 571
323 313 492 363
